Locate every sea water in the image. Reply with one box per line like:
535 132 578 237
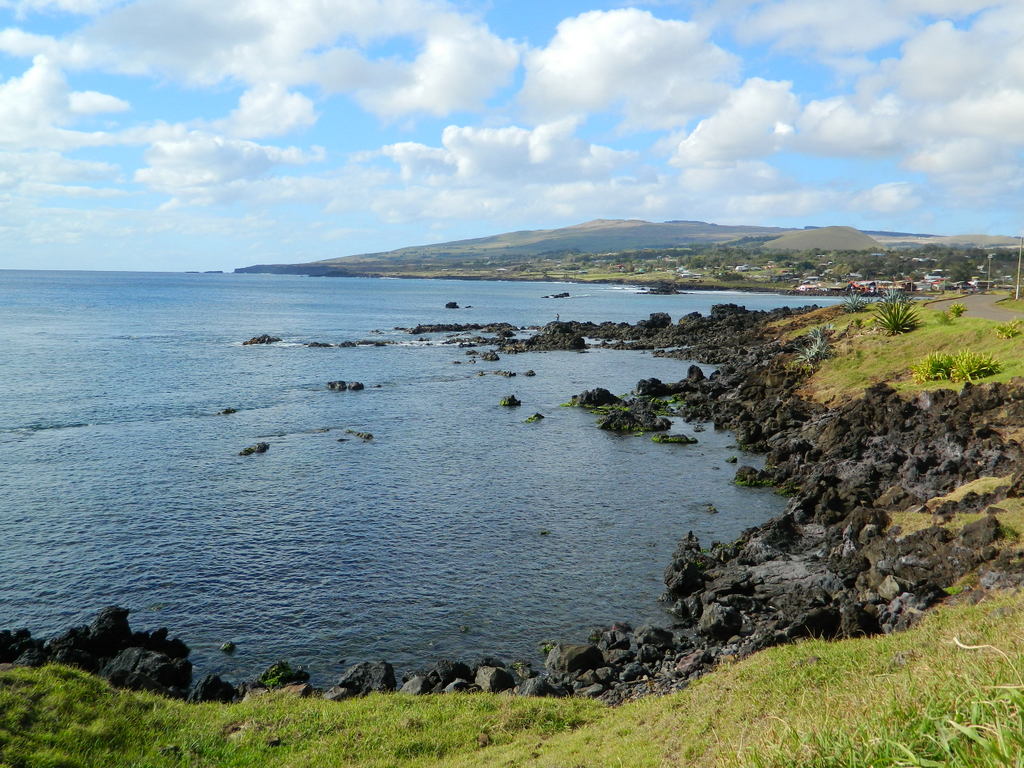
0 271 835 682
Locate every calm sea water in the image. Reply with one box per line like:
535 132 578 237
0 271 835 683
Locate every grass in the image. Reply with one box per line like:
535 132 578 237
798 309 1024 404
7 594 1024 767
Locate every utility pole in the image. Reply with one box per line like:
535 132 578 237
988 254 994 292
1017 235 1023 301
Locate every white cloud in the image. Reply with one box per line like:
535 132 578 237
0 55 124 148
727 0 1000 55
379 119 636 184
852 182 921 213
0 0 124 15
352 18 519 118
217 84 317 139
796 95 904 156
1 0 520 119
520 9 737 130
673 78 798 165
134 132 325 204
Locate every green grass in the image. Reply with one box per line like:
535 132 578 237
8 593 1024 767
804 309 1024 403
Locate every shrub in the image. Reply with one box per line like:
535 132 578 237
911 352 956 383
950 350 1002 382
910 350 1002 384
841 293 870 313
873 301 921 335
948 302 967 317
995 319 1022 339
936 310 953 325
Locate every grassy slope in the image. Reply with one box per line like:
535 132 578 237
794 306 1024 404
5 594 1024 768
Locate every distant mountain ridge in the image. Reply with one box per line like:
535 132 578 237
235 219 1017 275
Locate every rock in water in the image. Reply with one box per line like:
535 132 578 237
500 395 522 407
242 335 281 345
445 301 460 309
651 433 697 444
239 442 269 456
571 388 621 407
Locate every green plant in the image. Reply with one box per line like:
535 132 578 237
948 302 967 317
794 324 834 366
936 310 953 325
950 350 1002 382
841 293 870 313
911 352 956 383
873 301 921 335
995 319 1022 339
879 287 909 305
910 351 1002 383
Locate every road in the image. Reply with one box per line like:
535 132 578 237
925 293 1024 322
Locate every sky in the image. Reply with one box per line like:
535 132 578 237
0 0 1023 271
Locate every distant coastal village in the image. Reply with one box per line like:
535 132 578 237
236 219 1024 297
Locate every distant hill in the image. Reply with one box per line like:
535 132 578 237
234 219 1016 275
327 219 792 263
764 226 882 252
236 219 796 274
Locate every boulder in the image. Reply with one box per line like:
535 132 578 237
698 603 743 640
100 647 192 698
399 675 432 695
597 402 671 433
515 677 566 697
327 381 348 391
445 301 460 309
634 625 674 649
572 388 621 407
475 666 515 693
189 674 237 703
638 312 671 329
500 395 522 407
335 661 396 695
89 606 133 655
544 644 603 675
443 679 473 693
0 629 38 664
481 351 500 362
242 335 281 345
635 378 669 396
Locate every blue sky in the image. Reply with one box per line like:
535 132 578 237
0 0 1021 271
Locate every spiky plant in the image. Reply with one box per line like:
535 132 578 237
878 287 910 305
841 293 870 313
873 301 921 335
995 319 1022 339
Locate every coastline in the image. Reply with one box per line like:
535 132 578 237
6 301 1023 707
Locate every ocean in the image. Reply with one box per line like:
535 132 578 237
0 270 835 684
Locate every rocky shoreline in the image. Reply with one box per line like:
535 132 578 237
5 304 1024 706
